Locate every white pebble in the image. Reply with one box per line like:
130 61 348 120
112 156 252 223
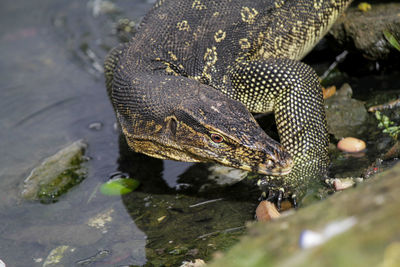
337 137 366 153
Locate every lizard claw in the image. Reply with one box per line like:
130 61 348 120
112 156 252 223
257 179 285 210
264 188 284 210
257 178 298 210
291 194 298 209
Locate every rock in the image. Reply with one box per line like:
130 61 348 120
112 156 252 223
332 178 357 191
256 201 281 222
208 162 400 267
87 208 114 233
180 259 206 267
207 165 247 186
330 2 400 60
21 140 88 203
322 85 336 99
43 245 75 267
337 137 366 153
325 83 369 139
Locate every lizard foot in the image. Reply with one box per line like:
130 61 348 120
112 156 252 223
257 179 298 210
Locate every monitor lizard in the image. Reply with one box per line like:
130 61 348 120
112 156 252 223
105 0 352 206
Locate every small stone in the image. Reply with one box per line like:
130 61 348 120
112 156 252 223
337 137 366 153
256 200 281 222
322 85 336 99
325 84 368 139
330 3 400 59
180 259 206 267
88 122 103 130
87 208 114 231
333 178 356 191
207 165 247 185
43 245 72 267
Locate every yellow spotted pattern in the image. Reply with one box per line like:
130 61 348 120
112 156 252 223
105 0 353 198
240 6 259 24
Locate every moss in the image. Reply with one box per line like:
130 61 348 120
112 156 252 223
209 163 400 267
21 140 88 203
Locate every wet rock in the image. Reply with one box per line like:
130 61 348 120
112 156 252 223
21 140 88 203
255 201 280 222
88 121 103 130
207 165 247 185
180 259 206 267
209 162 400 266
325 83 369 139
331 178 358 191
330 2 400 60
337 137 366 153
87 208 114 233
43 245 75 267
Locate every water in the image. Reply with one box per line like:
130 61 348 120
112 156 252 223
1 0 400 266
0 1 257 265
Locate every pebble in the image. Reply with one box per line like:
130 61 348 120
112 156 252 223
256 201 281 222
333 178 356 191
337 137 366 153
299 217 357 249
322 85 336 99
88 122 103 130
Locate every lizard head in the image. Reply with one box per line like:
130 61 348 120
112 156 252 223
118 83 292 176
114 75 293 176
167 87 293 176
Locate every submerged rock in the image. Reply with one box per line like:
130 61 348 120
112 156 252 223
21 140 88 203
325 83 369 139
330 2 400 60
43 246 75 267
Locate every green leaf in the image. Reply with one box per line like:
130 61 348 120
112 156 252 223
100 178 140 196
387 126 400 132
383 30 400 52
382 115 392 127
375 111 381 120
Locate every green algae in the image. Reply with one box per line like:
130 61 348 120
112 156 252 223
21 140 88 203
209 163 400 267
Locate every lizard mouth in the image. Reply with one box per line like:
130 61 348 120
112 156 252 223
237 159 293 176
258 165 293 176
257 157 293 176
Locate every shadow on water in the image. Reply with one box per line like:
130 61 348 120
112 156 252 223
117 135 260 265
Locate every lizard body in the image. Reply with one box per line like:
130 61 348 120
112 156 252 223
105 0 352 200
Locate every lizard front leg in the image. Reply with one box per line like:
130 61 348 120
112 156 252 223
228 57 329 205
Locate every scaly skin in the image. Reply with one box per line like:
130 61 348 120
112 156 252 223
105 0 352 201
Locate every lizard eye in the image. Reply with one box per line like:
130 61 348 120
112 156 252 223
210 133 224 143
